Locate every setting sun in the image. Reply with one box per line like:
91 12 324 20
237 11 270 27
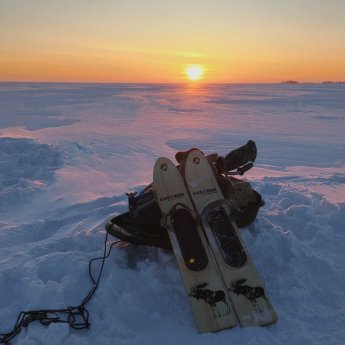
185 65 205 81
1 1 345 83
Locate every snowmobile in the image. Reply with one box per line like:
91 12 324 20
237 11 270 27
106 140 264 250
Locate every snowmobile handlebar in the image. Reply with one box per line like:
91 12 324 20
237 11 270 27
216 140 257 175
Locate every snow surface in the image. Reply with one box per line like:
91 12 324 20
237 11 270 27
0 82 344 345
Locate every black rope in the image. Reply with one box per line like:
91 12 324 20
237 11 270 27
0 231 122 344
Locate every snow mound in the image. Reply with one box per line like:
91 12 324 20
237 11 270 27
0 138 63 210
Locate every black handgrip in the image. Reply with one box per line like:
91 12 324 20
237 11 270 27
237 162 254 175
222 140 257 172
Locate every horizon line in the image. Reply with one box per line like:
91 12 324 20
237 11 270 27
1 80 344 85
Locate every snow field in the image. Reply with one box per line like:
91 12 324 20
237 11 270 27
0 83 344 344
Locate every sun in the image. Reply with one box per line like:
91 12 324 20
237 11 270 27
185 65 204 81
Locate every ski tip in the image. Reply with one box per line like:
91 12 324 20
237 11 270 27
184 148 208 169
175 147 203 164
154 156 175 173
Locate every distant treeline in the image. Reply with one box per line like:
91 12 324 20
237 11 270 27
281 80 345 84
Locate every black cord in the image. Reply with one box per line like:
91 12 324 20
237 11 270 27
0 231 122 344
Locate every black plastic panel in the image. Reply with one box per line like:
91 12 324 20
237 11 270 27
171 208 208 271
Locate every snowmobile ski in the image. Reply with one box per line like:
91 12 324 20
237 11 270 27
153 157 237 333
183 148 278 327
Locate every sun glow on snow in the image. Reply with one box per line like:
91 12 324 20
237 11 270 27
185 65 204 81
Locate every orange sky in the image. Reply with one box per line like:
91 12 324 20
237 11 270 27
1 0 345 83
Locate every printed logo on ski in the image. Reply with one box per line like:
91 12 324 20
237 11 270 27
189 282 231 318
160 192 185 202
193 188 217 196
229 278 272 312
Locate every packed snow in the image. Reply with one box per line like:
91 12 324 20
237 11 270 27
0 82 344 345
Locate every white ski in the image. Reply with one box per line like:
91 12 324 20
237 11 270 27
183 148 278 327
153 157 237 333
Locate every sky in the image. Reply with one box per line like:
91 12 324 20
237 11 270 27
1 0 345 83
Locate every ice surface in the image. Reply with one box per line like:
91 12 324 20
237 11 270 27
0 82 344 344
